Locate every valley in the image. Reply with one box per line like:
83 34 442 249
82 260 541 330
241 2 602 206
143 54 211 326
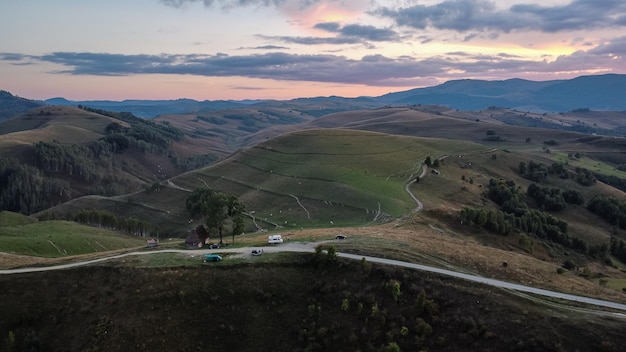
2 78 626 350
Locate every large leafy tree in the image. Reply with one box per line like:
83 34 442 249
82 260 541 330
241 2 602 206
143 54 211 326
226 195 246 243
186 188 245 244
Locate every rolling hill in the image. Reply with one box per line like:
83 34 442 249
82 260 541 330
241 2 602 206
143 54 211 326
0 90 43 121
0 105 222 215
4 89 626 351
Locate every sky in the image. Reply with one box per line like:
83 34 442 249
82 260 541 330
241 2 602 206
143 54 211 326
1 0 625 101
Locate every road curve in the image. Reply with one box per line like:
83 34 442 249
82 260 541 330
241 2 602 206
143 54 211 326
2 246 626 314
337 252 626 314
404 164 426 211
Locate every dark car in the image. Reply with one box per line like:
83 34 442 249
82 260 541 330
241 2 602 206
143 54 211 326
251 249 263 256
335 235 347 240
209 243 220 249
203 254 222 262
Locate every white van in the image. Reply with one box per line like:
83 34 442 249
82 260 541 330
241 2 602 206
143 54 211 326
268 234 284 244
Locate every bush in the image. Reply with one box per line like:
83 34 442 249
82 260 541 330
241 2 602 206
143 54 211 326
562 260 577 270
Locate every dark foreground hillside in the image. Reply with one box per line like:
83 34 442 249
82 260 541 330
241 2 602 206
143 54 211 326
1 254 624 352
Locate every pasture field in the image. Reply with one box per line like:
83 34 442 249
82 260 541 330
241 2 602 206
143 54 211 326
0 211 37 227
0 220 145 257
52 129 487 233
171 129 484 228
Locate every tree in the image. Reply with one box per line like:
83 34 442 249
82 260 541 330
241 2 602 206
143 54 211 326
186 188 245 245
226 195 246 243
424 156 432 167
206 193 228 245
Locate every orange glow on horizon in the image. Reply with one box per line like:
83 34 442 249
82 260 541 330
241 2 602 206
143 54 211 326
281 0 366 28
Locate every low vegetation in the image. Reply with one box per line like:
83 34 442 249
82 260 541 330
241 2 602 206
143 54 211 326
1 254 624 352
0 219 145 258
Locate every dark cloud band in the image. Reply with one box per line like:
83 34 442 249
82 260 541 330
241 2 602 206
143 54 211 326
375 0 626 33
2 40 624 86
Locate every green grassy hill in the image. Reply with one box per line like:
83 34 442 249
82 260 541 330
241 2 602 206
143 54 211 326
0 218 145 258
42 129 486 232
0 211 37 227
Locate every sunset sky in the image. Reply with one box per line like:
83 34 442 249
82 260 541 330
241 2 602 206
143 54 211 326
1 0 625 101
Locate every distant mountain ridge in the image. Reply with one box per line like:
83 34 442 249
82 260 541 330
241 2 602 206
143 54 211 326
49 74 626 116
1 74 624 120
378 74 626 112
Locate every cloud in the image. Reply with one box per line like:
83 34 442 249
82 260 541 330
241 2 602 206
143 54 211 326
375 0 626 33
160 0 369 28
159 0 350 11
160 0 289 9
261 22 400 46
2 38 624 86
240 45 291 50
338 24 399 42
257 35 361 45
314 22 341 32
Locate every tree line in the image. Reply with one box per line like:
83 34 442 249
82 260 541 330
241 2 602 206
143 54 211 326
461 178 607 259
39 208 152 237
518 160 595 186
527 183 584 211
0 158 72 214
587 196 626 230
0 108 188 215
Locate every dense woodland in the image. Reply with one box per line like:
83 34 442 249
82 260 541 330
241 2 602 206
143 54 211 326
0 108 190 215
460 167 609 261
0 158 72 214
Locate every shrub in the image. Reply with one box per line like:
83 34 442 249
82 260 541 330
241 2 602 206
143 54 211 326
562 260 576 270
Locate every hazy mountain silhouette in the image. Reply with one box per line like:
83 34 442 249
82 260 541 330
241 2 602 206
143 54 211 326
0 73 617 118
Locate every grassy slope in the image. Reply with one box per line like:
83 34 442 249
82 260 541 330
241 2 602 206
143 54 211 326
0 211 37 226
0 106 126 145
48 129 485 233
0 220 145 257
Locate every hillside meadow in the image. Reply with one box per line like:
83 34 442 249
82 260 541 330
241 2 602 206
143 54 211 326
0 215 146 258
42 129 486 233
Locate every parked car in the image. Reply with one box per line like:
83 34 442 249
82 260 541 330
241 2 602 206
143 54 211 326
335 234 347 240
268 234 284 244
209 243 220 249
203 253 222 262
251 249 263 256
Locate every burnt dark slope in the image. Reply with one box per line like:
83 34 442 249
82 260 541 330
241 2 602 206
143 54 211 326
1 256 624 352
